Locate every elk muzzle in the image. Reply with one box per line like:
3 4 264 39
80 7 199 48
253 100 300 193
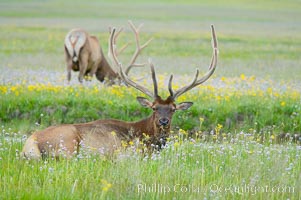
159 117 170 127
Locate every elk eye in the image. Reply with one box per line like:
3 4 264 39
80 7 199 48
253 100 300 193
172 108 176 112
152 107 158 111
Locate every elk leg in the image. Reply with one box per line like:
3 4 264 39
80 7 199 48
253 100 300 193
78 57 88 83
65 48 73 82
87 61 99 80
67 61 73 82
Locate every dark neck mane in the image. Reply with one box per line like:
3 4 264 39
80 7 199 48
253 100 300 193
95 50 118 82
131 115 155 138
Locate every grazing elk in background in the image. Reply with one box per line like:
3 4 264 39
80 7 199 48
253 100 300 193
64 21 152 84
22 25 218 159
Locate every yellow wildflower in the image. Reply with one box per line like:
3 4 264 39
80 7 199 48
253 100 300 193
213 135 217 140
179 129 188 136
10 86 18 92
249 76 256 81
142 133 150 140
199 117 204 123
111 131 116 136
101 179 112 192
121 141 128 148
215 124 223 135
0 86 7 94
27 85 36 91
240 74 246 80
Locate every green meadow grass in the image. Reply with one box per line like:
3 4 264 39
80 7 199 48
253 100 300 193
1 126 300 199
0 0 301 199
0 82 300 199
0 82 300 134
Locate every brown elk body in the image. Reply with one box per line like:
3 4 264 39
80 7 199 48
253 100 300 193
64 21 152 84
22 97 192 159
22 25 218 160
64 28 115 83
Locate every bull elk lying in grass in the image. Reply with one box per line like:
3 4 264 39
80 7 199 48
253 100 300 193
64 21 152 84
22 25 218 160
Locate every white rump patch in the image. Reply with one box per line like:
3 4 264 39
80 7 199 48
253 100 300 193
65 29 87 61
21 135 41 160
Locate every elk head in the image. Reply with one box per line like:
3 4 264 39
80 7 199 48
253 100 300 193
109 24 218 144
134 63 194 134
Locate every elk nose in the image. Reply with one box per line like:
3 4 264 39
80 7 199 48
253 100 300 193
159 118 169 126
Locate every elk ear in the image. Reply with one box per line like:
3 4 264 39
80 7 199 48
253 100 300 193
136 97 153 108
176 102 193 110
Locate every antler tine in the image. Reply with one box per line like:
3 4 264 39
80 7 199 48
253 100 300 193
118 64 154 98
193 25 218 84
108 26 154 98
149 59 159 98
170 70 200 100
125 20 153 75
108 26 130 56
108 27 120 72
118 60 159 99
168 74 174 97
115 27 130 55
114 27 124 40
170 25 218 100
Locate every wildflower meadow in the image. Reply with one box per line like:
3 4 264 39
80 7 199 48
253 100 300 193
0 0 301 199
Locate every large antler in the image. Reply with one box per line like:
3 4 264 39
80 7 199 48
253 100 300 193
108 27 129 56
109 25 157 99
125 21 153 75
168 25 218 100
108 20 153 76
